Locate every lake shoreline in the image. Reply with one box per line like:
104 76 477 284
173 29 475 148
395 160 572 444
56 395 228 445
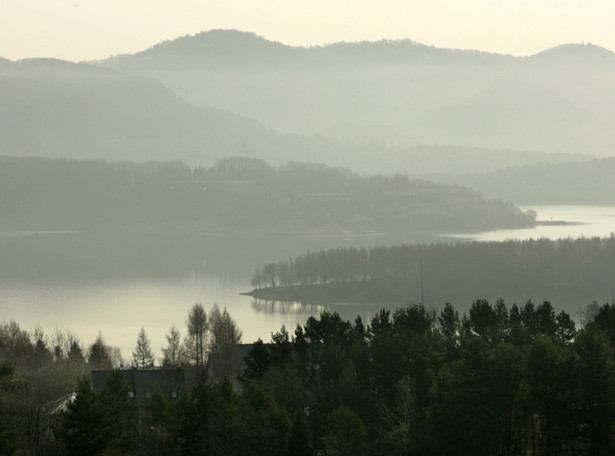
3 205 615 360
241 282 413 308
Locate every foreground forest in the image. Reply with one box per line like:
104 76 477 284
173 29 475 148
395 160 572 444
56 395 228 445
0 303 240 455
2 300 615 455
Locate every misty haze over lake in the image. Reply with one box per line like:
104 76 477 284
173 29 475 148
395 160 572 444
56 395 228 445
2 205 613 358
1 29 614 363
4 1 615 451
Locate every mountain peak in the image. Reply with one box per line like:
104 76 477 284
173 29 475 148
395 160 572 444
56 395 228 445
528 42 615 64
105 29 297 69
151 29 289 52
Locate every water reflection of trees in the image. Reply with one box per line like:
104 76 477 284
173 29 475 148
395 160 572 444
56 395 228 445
250 299 384 330
251 299 327 315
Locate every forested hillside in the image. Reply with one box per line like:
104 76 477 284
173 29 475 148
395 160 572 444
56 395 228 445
0 156 533 233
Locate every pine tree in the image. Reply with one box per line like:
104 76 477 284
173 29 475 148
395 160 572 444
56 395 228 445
88 333 113 370
161 325 185 367
321 406 369 456
58 372 136 456
99 370 137 453
57 376 107 455
288 411 314 456
132 327 155 368
68 341 85 364
186 303 207 366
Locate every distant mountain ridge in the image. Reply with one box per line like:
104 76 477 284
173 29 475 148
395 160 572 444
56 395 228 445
104 30 302 69
3 56 597 174
98 29 615 155
417 80 613 153
102 29 615 69
528 43 615 65
0 58 281 164
445 157 615 205
1 30 613 175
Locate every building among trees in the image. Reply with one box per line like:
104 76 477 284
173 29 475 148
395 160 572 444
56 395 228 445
91 368 185 406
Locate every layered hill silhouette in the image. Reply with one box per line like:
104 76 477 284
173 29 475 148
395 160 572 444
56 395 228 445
0 58 274 163
445 157 615 205
2 30 613 176
417 80 613 154
101 30 615 155
528 43 615 65
0 55 589 175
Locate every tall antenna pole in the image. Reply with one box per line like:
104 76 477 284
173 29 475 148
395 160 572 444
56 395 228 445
420 256 424 307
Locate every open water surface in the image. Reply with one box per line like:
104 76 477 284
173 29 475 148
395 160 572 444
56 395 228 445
1 205 613 360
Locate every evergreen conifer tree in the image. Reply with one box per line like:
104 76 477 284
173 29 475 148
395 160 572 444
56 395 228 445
132 327 155 368
161 325 184 367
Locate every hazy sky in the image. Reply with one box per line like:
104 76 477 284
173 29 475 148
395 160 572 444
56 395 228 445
1 0 614 62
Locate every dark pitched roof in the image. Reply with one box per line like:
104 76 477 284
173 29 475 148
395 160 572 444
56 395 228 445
92 368 185 404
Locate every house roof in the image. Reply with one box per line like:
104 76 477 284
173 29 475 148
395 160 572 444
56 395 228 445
92 368 185 404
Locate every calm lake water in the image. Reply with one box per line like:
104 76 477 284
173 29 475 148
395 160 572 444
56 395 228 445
444 205 615 241
1 205 614 361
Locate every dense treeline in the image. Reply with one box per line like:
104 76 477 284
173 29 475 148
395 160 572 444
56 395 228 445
231 300 612 456
7 300 614 455
0 155 533 232
251 236 615 313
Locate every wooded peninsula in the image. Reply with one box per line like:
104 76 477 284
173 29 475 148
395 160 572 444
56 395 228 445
248 236 615 315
